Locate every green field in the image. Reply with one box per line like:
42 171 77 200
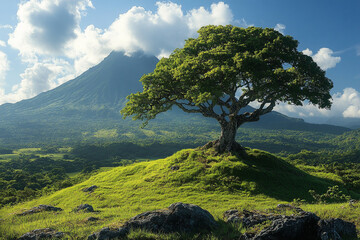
1 147 359 239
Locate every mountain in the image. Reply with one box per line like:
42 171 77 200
0 51 351 147
324 117 360 130
0 51 158 119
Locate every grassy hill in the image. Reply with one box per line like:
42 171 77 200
1 147 359 239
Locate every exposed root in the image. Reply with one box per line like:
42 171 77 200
202 140 244 154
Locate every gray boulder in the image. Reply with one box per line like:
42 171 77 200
73 204 94 212
124 202 217 233
253 212 320 240
18 228 64 240
87 227 128 240
319 218 357 240
225 208 357 240
82 185 98 192
224 209 282 228
88 202 217 240
17 205 63 216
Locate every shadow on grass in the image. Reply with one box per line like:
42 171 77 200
230 149 354 202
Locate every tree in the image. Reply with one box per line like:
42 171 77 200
121 25 333 152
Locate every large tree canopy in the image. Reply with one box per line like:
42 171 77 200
121 25 333 152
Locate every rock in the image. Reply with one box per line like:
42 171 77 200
87 227 128 240
225 208 357 240
349 199 357 208
88 202 217 239
319 218 357 240
18 228 64 240
17 205 63 216
224 209 281 228
73 204 94 212
253 212 320 240
82 185 98 192
276 204 304 212
85 217 100 222
124 202 217 234
223 209 242 224
170 165 180 170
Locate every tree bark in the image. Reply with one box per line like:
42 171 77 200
213 120 243 153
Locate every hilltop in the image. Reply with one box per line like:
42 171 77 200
1 148 359 239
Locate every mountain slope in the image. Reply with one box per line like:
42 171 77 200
0 51 158 118
0 51 350 147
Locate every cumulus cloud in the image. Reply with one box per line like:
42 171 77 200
274 88 360 120
3 1 234 104
9 0 233 73
0 51 10 83
0 24 13 29
0 40 6 47
274 23 285 34
66 1 234 74
187 2 233 31
8 0 93 57
302 48 341 70
0 58 73 104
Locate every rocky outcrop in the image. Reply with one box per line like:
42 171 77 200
87 227 128 240
124 202 217 233
82 185 98 192
319 218 357 240
88 202 217 239
73 204 94 212
253 212 320 240
18 228 64 240
17 205 63 216
225 206 357 240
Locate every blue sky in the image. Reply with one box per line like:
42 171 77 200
0 0 359 124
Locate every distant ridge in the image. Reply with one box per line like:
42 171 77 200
0 51 350 146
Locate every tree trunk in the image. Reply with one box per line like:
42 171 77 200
213 120 243 153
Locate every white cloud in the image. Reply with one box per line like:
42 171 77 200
343 106 360 118
0 40 6 47
274 23 285 34
187 2 233 31
274 88 360 120
302 48 313 56
0 25 13 30
3 1 234 104
8 0 93 57
0 58 73 104
302 48 341 70
66 1 234 74
0 51 10 83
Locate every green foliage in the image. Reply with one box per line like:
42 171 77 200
122 26 332 123
0 148 12 154
122 25 333 151
309 185 351 203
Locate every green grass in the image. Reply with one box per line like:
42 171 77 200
14 148 41 154
0 147 359 239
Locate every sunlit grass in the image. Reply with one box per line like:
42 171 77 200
1 148 359 239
